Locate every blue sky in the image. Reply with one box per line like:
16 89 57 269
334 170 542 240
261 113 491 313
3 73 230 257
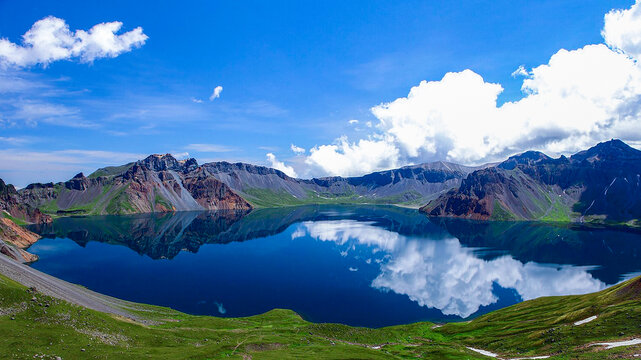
0 0 638 186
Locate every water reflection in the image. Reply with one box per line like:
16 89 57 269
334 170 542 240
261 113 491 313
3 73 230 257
27 205 641 323
293 220 605 317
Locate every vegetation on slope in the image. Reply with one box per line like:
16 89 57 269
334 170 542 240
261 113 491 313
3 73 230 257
1 270 640 359
244 188 426 208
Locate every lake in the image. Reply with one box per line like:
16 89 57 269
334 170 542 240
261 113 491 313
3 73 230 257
27 205 641 328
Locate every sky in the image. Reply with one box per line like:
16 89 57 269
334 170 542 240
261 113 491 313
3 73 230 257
1 0 640 186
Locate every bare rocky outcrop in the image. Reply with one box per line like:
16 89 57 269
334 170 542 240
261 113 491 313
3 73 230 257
0 179 51 224
0 217 40 263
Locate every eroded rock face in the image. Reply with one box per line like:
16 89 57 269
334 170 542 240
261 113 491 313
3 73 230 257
17 154 252 216
0 217 40 263
183 169 252 210
0 179 51 224
422 139 641 222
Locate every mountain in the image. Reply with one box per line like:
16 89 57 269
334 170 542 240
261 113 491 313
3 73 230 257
0 179 50 262
204 160 480 207
421 139 641 224
18 154 252 216
15 156 480 216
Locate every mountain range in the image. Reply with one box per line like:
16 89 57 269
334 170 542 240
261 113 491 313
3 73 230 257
421 139 641 225
7 155 480 220
1 139 640 230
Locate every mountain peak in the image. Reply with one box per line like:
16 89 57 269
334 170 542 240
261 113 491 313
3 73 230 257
139 154 198 173
571 139 641 162
499 150 551 170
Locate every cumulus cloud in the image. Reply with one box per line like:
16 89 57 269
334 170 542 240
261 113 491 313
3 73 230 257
266 153 297 177
290 144 305 154
348 119 359 124
0 16 147 67
209 85 223 101
302 1 641 176
305 136 399 177
603 0 641 57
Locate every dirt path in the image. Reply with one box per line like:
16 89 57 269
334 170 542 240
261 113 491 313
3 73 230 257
0 254 155 323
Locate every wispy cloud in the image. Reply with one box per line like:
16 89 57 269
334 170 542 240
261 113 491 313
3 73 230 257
290 144 305 154
0 148 145 187
185 143 236 152
0 136 35 145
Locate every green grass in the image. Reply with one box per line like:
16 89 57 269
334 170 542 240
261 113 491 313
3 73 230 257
105 185 136 215
2 270 641 359
243 188 427 208
153 192 172 210
88 163 135 179
490 200 517 220
540 198 572 222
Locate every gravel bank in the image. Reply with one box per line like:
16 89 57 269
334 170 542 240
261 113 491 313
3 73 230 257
0 254 155 323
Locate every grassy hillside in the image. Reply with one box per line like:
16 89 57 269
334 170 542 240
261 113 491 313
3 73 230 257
1 272 640 359
243 188 427 208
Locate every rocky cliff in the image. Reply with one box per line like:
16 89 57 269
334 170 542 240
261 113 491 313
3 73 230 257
19 154 252 216
421 139 641 224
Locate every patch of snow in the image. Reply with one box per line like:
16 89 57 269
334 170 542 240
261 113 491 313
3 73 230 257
467 347 498 357
574 315 597 326
466 347 550 359
592 338 641 349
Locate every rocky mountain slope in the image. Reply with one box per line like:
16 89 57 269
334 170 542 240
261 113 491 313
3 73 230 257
204 161 480 207
14 156 480 216
18 154 252 216
421 139 641 224
0 179 50 262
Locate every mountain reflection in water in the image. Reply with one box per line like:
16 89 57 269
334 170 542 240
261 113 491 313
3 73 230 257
28 205 641 326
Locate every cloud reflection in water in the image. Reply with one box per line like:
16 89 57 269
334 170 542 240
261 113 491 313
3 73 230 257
293 220 605 318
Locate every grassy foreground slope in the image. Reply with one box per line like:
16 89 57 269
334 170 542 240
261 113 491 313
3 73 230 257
1 272 641 359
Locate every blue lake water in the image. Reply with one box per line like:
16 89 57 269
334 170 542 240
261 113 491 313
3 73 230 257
27 205 641 328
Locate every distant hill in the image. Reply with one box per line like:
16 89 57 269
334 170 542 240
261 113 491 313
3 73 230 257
421 139 641 225
204 160 481 207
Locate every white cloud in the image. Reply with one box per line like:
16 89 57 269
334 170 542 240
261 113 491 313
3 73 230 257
209 85 223 101
603 0 641 58
0 16 147 67
305 136 400 177
290 144 305 154
348 119 359 125
0 136 34 145
511 65 528 77
302 2 641 176
171 152 191 160
185 143 235 152
191 97 203 103
266 153 297 177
